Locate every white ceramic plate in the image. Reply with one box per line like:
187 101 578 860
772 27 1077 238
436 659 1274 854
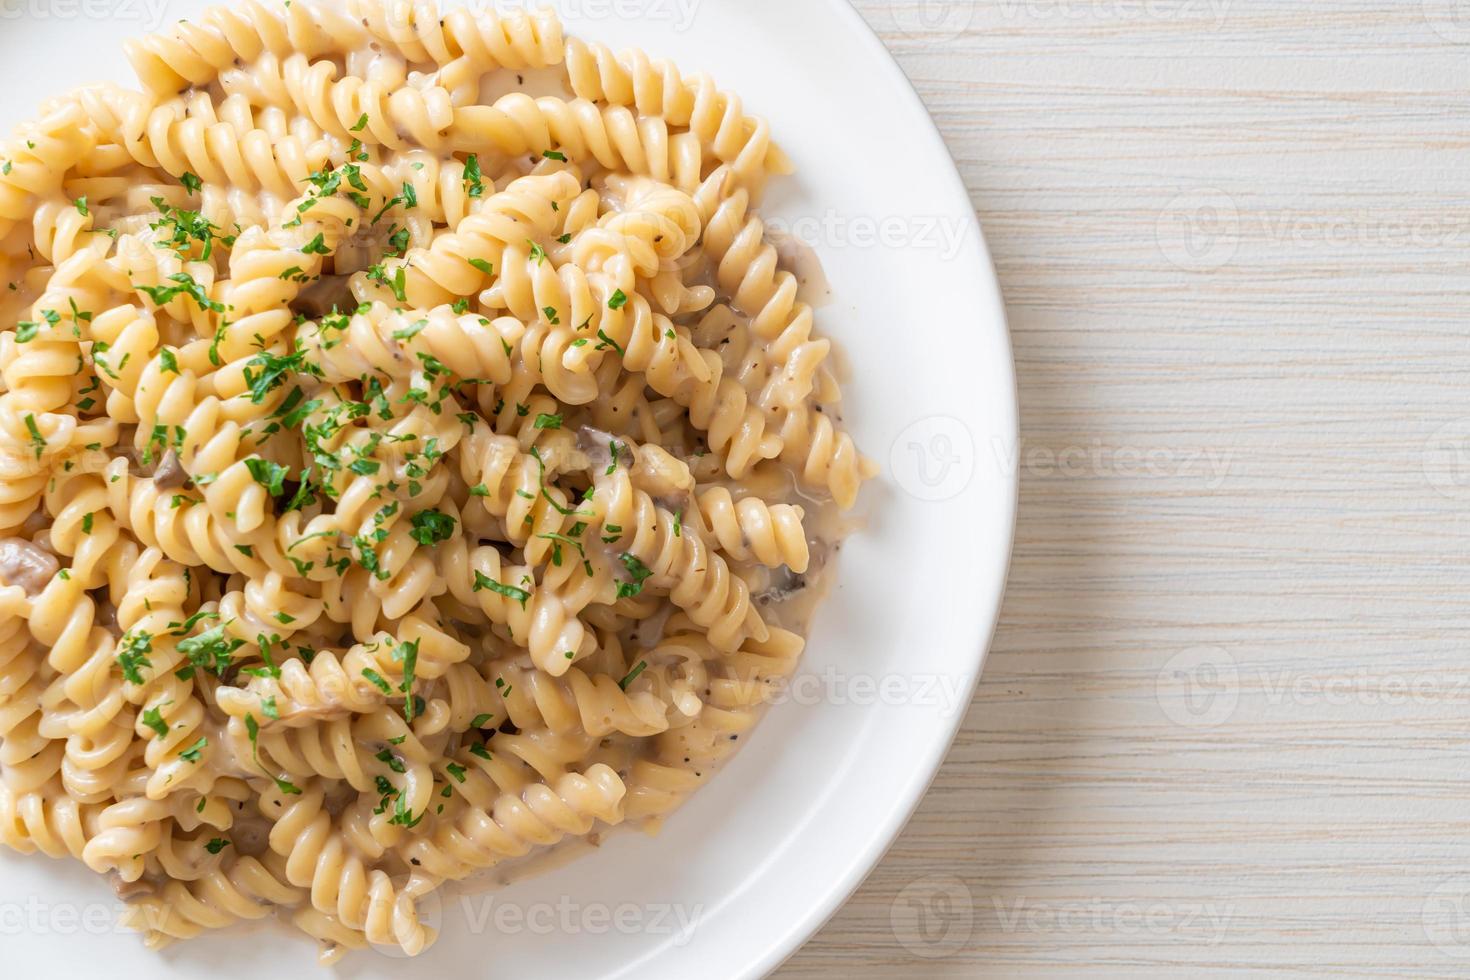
0 1 1017 976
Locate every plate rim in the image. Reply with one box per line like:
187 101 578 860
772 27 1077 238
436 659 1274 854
740 2 1019 976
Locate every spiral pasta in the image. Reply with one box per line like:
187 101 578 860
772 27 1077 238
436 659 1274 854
0 1 870 963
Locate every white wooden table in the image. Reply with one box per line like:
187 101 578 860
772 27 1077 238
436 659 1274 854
782 1 1470 975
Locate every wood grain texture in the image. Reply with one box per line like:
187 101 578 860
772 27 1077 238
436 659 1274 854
780 1 1470 975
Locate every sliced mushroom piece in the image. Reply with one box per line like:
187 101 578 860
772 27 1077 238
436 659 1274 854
229 812 274 857
577 426 621 472
95 597 121 636
292 274 355 321
107 871 157 902
756 566 807 605
151 449 188 489
0 537 59 596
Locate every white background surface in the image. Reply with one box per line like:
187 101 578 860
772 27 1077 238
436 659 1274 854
782 0 1470 976
0 1 1015 978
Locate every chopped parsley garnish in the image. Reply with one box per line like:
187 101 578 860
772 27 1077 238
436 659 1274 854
244 457 288 496
392 318 428 340
362 668 392 695
177 624 245 679
116 631 153 684
245 714 302 795
23 414 45 459
395 638 421 723
136 272 224 313
409 509 456 546
242 349 322 403
464 154 484 197
473 572 531 608
179 736 208 763
619 660 648 690
141 705 170 737
150 198 223 260
596 329 625 356
616 553 653 599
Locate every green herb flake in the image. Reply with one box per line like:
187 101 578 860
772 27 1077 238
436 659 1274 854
409 509 456 546
244 457 288 496
245 714 303 795
362 668 392 695
116 631 153 684
616 552 653 599
473 571 531 609
619 660 649 690
179 736 208 763
141 705 170 738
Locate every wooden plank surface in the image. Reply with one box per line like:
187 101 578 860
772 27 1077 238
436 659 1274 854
781 1 1470 975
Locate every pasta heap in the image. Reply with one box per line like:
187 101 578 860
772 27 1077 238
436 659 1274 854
0 0 873 961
